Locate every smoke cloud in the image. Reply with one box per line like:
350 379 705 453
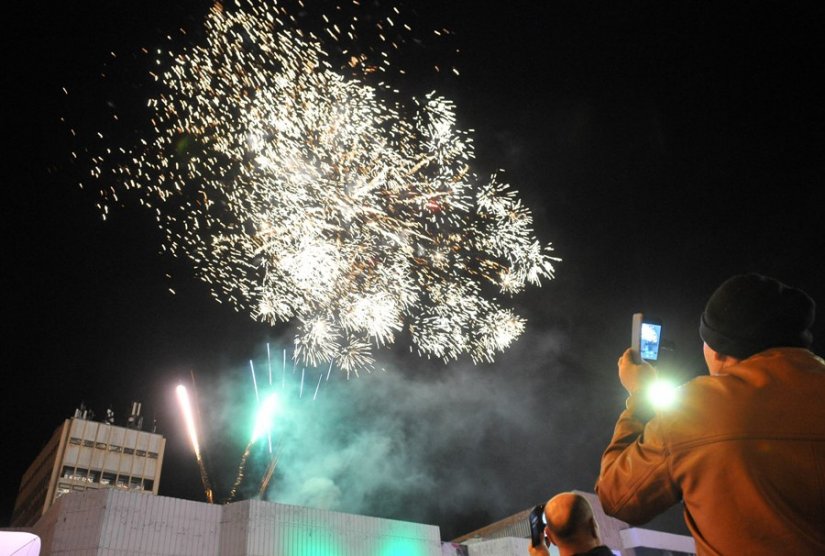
183 321 626 540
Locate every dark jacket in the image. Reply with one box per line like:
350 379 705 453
574 546 614 556
595 348 825 555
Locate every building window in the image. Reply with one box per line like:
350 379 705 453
147 452 158 459
135 449 146 457
123 447 135 455
109 445 122 452
69 437 81 445
101 472 115 486
82 440 94 448
62 466 99 483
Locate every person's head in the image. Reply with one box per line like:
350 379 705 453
699 273 815 373
543 492 601 553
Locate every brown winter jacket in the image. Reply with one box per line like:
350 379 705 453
595 348 825 555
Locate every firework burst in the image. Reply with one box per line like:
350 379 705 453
89 0 559 373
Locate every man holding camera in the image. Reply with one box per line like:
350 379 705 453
528 492 613 556
595 273 825 554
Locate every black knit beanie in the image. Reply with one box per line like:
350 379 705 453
699 273 815 359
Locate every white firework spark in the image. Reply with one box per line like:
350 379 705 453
91 0 559 374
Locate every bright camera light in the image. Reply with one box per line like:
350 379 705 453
647 379 678 410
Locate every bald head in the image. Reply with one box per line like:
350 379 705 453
544 492 598 542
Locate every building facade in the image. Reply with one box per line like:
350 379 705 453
11 414 165 528
31 488 442 556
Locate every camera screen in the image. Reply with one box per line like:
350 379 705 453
640 322 662 361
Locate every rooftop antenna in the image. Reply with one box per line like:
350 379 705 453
127 401 144 430
74 402 95 421
73 402 86 420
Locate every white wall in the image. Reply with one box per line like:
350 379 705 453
33 488 442 556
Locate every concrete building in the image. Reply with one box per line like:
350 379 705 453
11 406 165 528
30 488 442 556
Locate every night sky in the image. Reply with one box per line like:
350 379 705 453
3 0 824 542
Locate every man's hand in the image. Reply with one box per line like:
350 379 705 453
618 348 657 395
527 541 550 556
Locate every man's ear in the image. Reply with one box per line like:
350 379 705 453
704 342 740 375
589 517 599 540
545 526 557 546
715 350 740 371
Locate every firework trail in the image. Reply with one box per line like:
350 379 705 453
258 455 279 499
313 370 323 400
249 360 259 402
258 439 284 499
267 343 272 385
90 0 559 374
175 384 215 503
225 441 254 504
178 370 277 504
226 388 280 503
183 344 335 503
